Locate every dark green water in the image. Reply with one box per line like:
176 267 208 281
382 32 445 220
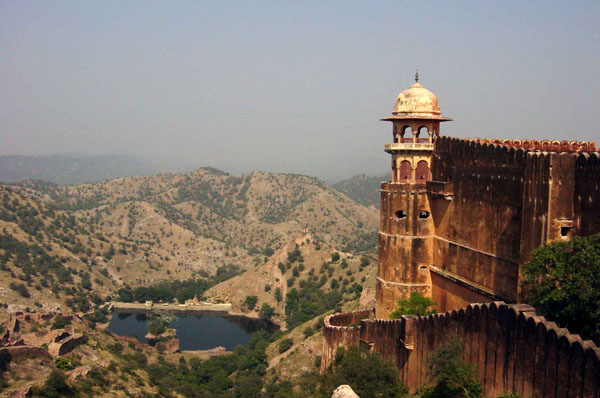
107 312 275 350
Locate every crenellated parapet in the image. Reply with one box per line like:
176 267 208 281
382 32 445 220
321 303 600 397
320 309 374 372
465 137 596 153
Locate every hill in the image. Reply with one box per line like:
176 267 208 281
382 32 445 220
0 154 155 185
0 168 378 316
331 174 387 208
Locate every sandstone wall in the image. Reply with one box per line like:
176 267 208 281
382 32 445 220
320 309 373 372
377 182 433 318
321 303 600 398
429 137 600 310
430 137 526 307
574 152 600 237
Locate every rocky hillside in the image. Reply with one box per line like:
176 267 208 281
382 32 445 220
331 174 388 208
206 233 376 327
0 168 378 316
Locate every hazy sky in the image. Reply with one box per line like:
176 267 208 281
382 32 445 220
1 1 599 181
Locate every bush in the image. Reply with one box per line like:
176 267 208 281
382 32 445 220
243 295 258 311
522 233 600 344
259 303 275 321
331 252 340 262
419 339 482 398
9 281 30 298
303 326 315 338
390 291 437 319
319 346 407 398
51 316 67 330
148 318 168 336
30 369 76 397
278 338 294 353
54 357 73 370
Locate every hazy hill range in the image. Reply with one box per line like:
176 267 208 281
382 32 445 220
0 154 155 185
0 168 378 316
331 173 388 208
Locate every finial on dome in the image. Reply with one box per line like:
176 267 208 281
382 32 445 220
415 70 419 83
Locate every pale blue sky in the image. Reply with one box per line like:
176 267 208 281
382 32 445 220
1 1 599 180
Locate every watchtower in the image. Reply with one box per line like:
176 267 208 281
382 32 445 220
376 74 452 318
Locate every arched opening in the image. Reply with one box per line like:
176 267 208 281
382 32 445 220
415 160 430 181
402 126 412 143
417 126 429 143
399 160 411 181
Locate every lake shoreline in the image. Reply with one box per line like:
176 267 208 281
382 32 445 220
109 301 233 315
107 306 280 351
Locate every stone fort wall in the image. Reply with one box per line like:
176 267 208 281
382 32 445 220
425 136 600 311
321 302 600 398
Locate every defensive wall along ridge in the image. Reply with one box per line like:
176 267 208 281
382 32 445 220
377 136 600 317
321 302 600 398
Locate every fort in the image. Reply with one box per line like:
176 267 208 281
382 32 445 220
321 75 600 396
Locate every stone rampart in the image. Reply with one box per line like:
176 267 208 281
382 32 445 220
320 309 373 372
428 137 600 309
321 303 600 397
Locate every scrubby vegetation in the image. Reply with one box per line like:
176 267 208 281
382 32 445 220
522 233 600 344
390 291 437 319
417 339 482 398
318 346 408 398
145 330 282 398
285 282 342 329
117 265 242 304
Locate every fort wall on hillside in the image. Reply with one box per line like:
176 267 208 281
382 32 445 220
376 135 600 315
424 136 600 309
321 303 600 398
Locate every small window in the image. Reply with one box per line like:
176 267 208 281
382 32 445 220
395 210 407 219
419 211 430 219
560 226 572 238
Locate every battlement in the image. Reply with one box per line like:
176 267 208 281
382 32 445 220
462 137 596 153
321 303 600 397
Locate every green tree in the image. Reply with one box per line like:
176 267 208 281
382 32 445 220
30 370 76 398
319 346 407 398
521 233 600 344
259 303 275 321
51 315 67 330
274 287 282 302
147 318 167 335
389 291 437 319
243 295 258 311
54 357 73 370
419 339 482 398
278 337 294 353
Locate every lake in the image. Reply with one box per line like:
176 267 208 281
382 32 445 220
107 312 276 350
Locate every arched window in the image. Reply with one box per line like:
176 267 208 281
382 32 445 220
417 127 429 143
402 126 412 143
415 160 430 181
399 160 411 181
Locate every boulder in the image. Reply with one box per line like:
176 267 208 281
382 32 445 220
331 385 359 398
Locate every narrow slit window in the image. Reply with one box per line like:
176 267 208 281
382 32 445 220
419 211 430 219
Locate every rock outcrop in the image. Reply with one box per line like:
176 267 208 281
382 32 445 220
331 385 359 398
